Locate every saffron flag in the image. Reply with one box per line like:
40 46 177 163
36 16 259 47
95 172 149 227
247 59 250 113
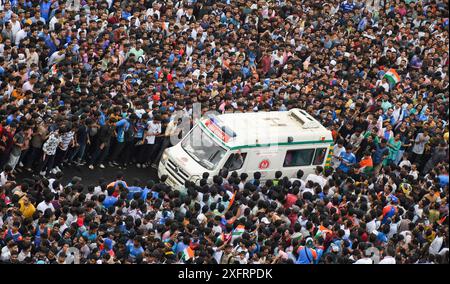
384 68 401 86
227 190 237 211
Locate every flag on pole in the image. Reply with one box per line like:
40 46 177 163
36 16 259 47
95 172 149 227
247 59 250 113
182 246 194 261
232 225 245 237
384 68 401 87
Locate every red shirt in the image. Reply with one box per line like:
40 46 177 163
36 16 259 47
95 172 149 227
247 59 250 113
284 193 298 209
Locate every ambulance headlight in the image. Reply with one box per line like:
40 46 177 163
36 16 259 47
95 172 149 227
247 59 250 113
161 150 169 165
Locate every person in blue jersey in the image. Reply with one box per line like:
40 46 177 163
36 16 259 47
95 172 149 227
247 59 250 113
295 238 318 264
3 222 23 243
337 145 357 174
127 236 144 260
81 223 98 242
438 167 449 188
126 179 143 200
108 115 130 167
372 138 389 174
340 0 356 13
39 0 52 22
102 187 118 209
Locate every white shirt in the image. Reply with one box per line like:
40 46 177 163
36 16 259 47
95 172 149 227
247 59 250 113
48 52 65 67
301 187 314 195
353 258 373 264
379 256 396 264
15 29 27 46
49 17 60 31
1 246 11 262
366 219 380 234
305 174 327 189
388 222 398 238
10 20 21 40
409 170 419 180
332 145 345 168
48 178 64 193
22 81 34 92
164 120 178 136
399 160 412 169
146 8 160 19
0 171 8 186
429 236 444 255
212 225 222 235
376 80 390 92
197 213 207 224
37 201 55 213
176 8 185 21
289 178 306 191
145 121 161 144
186 44 194 57
93 186 103 196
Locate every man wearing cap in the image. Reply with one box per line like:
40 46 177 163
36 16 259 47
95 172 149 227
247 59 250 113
296 237 319 264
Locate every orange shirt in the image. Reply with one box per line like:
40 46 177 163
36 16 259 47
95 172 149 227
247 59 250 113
12 89 26 100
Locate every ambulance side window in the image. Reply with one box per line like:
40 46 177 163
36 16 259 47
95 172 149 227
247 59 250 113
283 149 315 167
313 148 328 165
224 152 247 171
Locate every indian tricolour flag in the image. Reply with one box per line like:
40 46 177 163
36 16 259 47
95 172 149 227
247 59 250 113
384 68 401 87
232 225 245 237
182 247 194 261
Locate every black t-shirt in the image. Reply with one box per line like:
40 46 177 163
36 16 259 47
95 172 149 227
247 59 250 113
77 125 88 144
357 138 376 156
98 125 114 145
354 119 369 132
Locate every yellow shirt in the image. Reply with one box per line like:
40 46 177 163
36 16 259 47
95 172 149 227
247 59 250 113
19 199 36 219
444 132 449 142
345 99 353 108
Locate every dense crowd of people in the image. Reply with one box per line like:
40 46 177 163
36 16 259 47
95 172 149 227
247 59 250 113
0 0 449 264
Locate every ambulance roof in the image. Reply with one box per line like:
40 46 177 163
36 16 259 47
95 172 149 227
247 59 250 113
198 109 333 150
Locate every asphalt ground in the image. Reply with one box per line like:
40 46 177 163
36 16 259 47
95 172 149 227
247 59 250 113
15 163 160 187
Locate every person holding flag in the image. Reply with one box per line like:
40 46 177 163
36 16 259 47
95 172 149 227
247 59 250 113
384 68 401 89
182 245 195 263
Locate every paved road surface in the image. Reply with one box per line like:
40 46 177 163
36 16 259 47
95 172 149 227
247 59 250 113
15 164 160 186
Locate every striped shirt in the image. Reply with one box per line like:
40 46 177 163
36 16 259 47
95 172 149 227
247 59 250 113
60 131 74 151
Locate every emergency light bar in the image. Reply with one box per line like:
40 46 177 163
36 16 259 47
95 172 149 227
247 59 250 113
205 114 237 142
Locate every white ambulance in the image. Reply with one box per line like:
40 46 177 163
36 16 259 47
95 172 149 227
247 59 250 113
158 109 334 188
